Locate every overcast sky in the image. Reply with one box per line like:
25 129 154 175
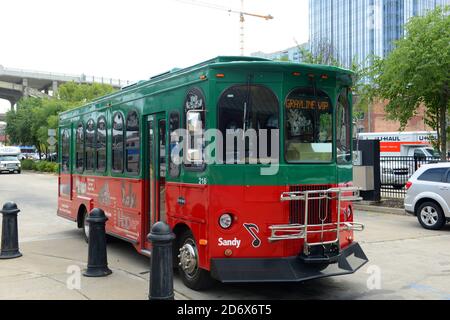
0 0 309 112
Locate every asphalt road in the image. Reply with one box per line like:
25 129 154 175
0 171 449 300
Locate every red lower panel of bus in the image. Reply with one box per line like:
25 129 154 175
179 184 354 270
58 174 354 271
58 174 145 245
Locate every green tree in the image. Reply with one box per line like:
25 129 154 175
5 98 41 146
298 39 371 119
5 82 115 157
299 38 342 66
58 82 116 103
370 6 450 159
31 98 71 157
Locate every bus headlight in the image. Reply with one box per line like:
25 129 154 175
219 213 233 229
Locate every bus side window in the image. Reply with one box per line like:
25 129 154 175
61 129 70 172
76 122 84 172
169 111 181 178
112 112 125 173
96 116 107 173
126 110 140 174
85 119 95 171
184 88 206 170
336 88 351 164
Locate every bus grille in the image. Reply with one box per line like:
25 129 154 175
289 185 334 225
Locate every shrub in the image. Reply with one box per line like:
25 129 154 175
44 162 53 172
35 161 46 172
45 162 58 173
20 159 34 170
21 160 59 173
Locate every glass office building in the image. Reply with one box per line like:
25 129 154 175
309 0 450 68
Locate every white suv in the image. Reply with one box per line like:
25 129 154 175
404 163 450 230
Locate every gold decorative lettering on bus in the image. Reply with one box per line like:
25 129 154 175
286 99 329 111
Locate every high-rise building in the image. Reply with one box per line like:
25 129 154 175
309 0 450 68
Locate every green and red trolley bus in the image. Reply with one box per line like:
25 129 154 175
57 56 368 290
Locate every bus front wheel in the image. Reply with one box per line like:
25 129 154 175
177 230 214 291
82 209 89 243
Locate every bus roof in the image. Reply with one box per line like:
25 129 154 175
59 56 354 120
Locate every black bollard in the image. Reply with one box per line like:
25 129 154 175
0 202 22 259
83 208 112 277
147 222 176 300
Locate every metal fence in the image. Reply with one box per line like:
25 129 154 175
380 156 446 198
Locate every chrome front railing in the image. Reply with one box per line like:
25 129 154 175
270 187 364 255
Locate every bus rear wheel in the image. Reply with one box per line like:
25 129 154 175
177 230 214 291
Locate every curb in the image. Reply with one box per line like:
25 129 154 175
354 204 407 216
23 170 57 176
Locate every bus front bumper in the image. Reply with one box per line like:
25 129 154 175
210 242 368 283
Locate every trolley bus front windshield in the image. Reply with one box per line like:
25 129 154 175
216 84 348 166
285 87 333 163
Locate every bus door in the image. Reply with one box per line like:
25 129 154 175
59 126 72 200
145 113 167 247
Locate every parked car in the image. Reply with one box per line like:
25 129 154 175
381 150 441 189
404 163 450 230
381 161 414 189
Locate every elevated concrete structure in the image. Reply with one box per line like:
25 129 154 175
0 65 133 110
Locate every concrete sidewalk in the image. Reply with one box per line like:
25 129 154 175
354 203 406 216
0 232 188 300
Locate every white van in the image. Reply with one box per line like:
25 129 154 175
0 147 22 174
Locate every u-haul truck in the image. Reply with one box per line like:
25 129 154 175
358 131 439 158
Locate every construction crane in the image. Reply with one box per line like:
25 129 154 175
175 0 274 56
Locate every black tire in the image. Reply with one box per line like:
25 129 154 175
177 230 214 291
82 209 90 243
416 202 446 230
